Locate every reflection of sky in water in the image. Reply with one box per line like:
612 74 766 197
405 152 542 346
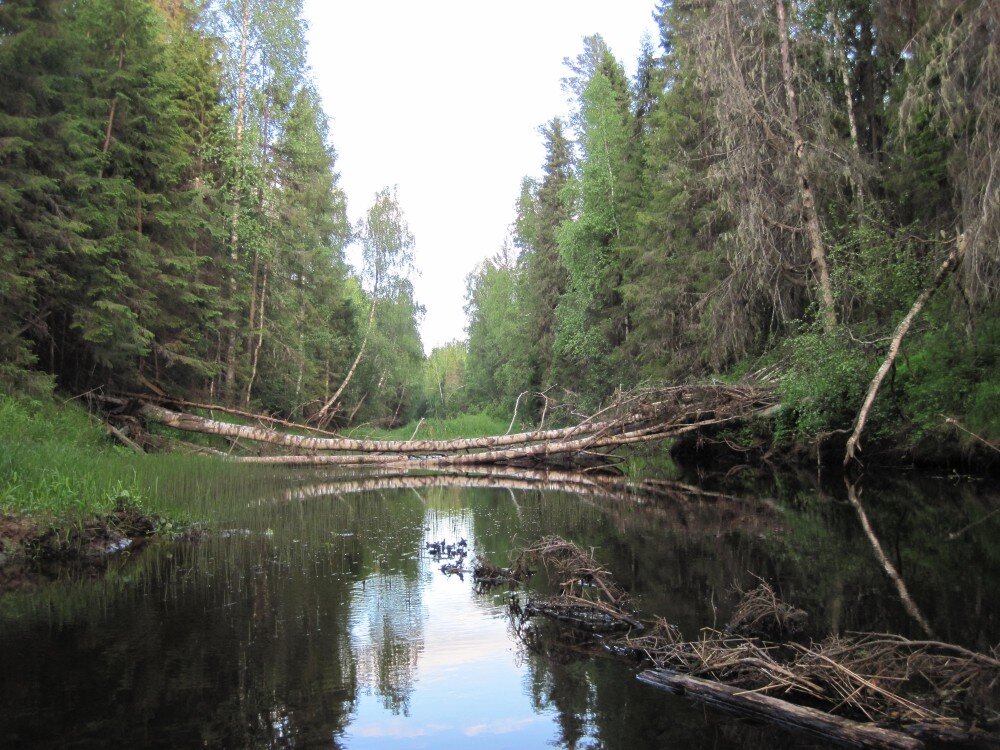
5 474 995 749
344 508 566 748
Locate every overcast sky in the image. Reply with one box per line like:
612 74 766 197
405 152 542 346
303 0 659 353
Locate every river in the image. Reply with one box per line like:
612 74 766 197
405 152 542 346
1 466 997 748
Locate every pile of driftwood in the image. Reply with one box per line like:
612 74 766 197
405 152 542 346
513 536 644 632
725 577 808 639
96 384 775 468
487 536 1000 749
472 554 532 593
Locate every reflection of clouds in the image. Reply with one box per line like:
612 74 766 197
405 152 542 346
416 632 509 673
464 715 546 736
356 719 452 738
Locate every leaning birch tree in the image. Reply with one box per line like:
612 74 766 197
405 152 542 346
312 187 414 426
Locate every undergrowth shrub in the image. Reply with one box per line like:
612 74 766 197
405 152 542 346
778 324 877 440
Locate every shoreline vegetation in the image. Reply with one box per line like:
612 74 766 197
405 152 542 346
1 0 996 477
1 380 995 579
0 394 202 574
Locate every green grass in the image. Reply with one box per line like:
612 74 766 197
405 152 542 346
0 393 240 527
0 394 139 519
347 411 514 441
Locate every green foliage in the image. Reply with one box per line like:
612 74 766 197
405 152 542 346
778 325 875 439
0 393 274 532
354 279 425 426
552 50 638 400
894 308 1000 443
463 255 532 410
829 222 925 317
421 342 468 418
352 412 511 442
461 0 997 463
0 394 146 518
516 119 573 394
0 0 416 430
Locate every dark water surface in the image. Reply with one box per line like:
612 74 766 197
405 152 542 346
1 467 998 748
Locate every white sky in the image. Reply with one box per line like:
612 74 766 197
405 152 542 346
303 0 659 353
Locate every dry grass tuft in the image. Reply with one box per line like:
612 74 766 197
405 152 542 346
726 579 807 640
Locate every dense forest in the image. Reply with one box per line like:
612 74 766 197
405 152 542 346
461 0 998 456
2 0 997 457
0 0 424 426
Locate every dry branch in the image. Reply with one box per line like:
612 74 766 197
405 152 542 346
727 579 807 640
104 422 144 454
501 537 999 741
844 236 967 466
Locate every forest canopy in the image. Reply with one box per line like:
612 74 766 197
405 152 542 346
1 0 997 451
0 0 422 425
462 0 998 450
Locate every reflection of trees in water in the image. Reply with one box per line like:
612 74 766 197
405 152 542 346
0 487 428 746
350 573 423 715
526 659 594 749
347 485 474 715
0 546 359 746
4 469 995 747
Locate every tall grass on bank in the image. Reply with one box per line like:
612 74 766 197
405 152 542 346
0 395 260 523
348 412 513 441
0 394 140 519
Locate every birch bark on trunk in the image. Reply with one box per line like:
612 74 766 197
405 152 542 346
312 296 376 427
224 0 251 402
844 236 967 466
244 263 268 406
131 384 773 456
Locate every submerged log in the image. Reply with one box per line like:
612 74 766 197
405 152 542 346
638 669 923 750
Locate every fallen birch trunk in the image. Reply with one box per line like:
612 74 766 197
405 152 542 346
230 419 739 467
128 384 774 463
638 669 924 750
137 400 622 454
127 394 344 438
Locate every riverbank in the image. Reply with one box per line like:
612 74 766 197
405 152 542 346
0 394 200 576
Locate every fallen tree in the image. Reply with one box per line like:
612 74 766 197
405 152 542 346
111 384 775 468
638 669 923 750
844 235 967 467
498 536 1000 749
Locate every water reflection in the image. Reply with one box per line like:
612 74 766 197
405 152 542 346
0 467 997 748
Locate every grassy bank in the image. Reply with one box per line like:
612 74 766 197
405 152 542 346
347 412 513 441
0 394 211 566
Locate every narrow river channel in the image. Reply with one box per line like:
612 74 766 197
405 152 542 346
1 468 997 748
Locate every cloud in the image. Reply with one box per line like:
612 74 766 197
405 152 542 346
355 719 453 739
464 715 546 737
